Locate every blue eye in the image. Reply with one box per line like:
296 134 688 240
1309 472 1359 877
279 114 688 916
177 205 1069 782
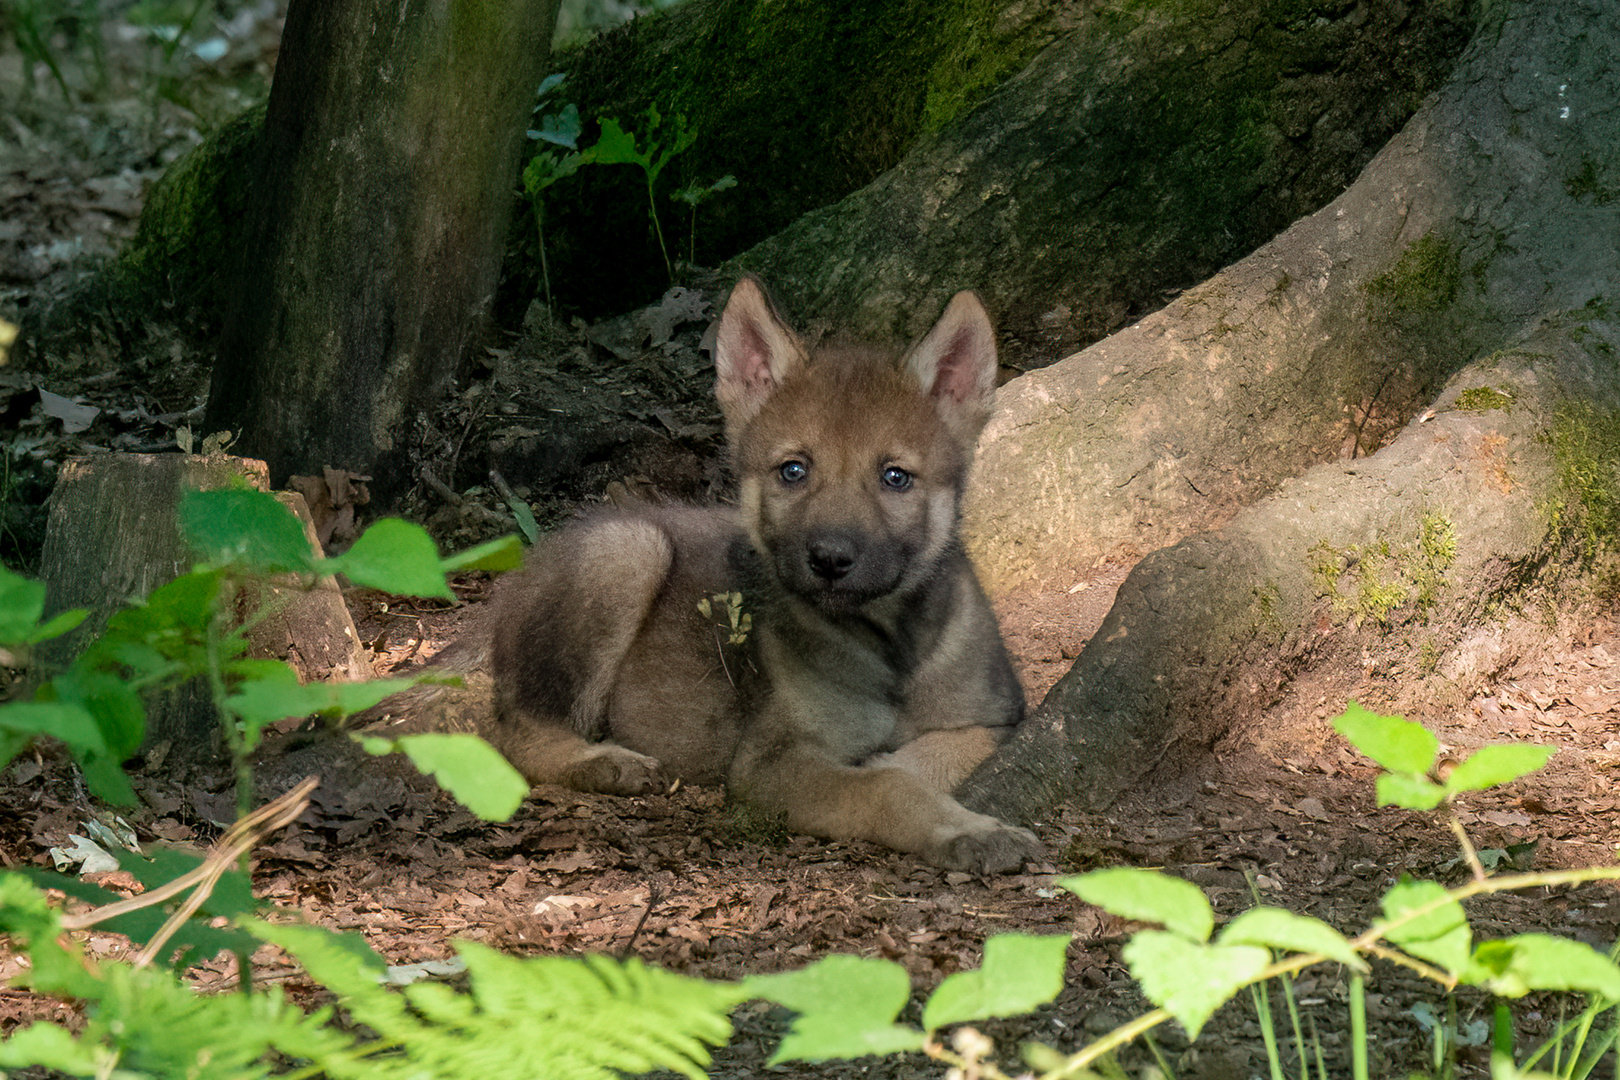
881 466 913 491
779 460 808 484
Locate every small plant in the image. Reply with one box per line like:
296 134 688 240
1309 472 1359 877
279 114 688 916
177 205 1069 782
522 73 585 310
672 173 737 267
582 103 699 283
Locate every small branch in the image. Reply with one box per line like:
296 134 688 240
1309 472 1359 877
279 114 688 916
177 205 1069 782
61 777 320 970
1447 812 1487 882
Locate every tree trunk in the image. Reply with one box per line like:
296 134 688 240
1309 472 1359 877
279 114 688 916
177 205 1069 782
958 0 1620 822
38 455 365 764
203 0 559 503
734 0 1475 369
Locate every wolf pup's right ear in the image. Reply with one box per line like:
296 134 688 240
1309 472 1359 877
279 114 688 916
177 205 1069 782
713 275 808 440
902 290 999 441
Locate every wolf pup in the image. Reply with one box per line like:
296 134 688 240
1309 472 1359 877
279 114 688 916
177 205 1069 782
486 276 1040 873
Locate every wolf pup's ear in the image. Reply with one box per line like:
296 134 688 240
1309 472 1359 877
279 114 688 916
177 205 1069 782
714 275 807 438
903 290 998 438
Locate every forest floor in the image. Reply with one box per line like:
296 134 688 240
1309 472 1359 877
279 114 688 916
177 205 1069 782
4 11 1620 1080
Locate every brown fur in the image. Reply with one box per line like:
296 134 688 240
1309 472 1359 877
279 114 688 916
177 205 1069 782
486 277 1040 873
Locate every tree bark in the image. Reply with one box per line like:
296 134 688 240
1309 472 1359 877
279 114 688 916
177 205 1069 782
203 0 559 502
958 0 1620 821
38 456 365 763
734 0 1475 368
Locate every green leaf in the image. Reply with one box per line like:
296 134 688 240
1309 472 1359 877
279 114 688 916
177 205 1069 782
1380 879 1472 974
921 933 1069 1031
441 533 525 572
181 487 314 573
1466 934 1620 999
584 116 648 170
320 518 454 599
26 606 87 645
1122 931 1271 1039
51 668 146 760
0 701 106 756
1218 907 1366 971
361 733 529 822
0 1022 101 1072
1376 770 1448 810
1059 867 1214 941
745 954 926 1062
1333 702 1438 774
1443 744 1556 796
227 661 421 751
0 565 46 643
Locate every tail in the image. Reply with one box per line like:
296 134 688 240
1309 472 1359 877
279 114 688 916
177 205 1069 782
350 620 495 737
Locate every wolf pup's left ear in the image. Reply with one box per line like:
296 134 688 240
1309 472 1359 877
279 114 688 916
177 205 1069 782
903 290 998 438
714 275 808 439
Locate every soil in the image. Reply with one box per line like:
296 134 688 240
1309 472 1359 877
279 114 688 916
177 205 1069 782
3 10 1620 1080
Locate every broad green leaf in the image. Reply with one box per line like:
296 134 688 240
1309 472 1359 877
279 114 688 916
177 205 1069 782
51 668 146 759
182 487 313 573
1466 934 1620 999
585 116 648 169
1443 744 1556 796
1376 770 1447 810
441 533 525 572
1059 867 1214 941
922 933 1069 1031
26 606 87 645
321 518 454 599
1333 702 1437 774
0 567 46 642
1380 879 1472 975
0 701 106 756
79 753 138 807
1122 931 1270 1039
745 955 926 1062
97 568 225 674
0 1022 101 1072
1218 907 1366 971
361 733 529 822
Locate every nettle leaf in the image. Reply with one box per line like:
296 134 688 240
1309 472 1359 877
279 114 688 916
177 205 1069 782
442 533 524 572
1443 744 1556 796
922 933 1069 1031
1218 907 1366 971
181 487 313 573
0 567 46 643
361 733 529 822
1380 879 1472 975
1466 934 1620 1000
745 954 926 1062
228 661 421 752
1376 770 1448 810
320 518 454 599
1333 702 1438 774
1122 931 1270 1039
27 606 87 645
1059 867 1214 941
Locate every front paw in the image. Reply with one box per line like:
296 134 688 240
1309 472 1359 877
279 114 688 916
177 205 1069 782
570 745 666 796
935 818 1043 875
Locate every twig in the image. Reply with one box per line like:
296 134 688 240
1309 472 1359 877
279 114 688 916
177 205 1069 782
60 776 321 970
617 885 664 959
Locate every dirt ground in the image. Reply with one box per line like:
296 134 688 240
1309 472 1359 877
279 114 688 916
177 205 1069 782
4 9 1620 1079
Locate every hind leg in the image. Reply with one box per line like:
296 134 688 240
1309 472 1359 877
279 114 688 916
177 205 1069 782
488 516 675 796
487 720 664 796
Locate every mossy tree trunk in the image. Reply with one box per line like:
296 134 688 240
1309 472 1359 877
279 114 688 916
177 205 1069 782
202 0 559 501
957 0 1620 821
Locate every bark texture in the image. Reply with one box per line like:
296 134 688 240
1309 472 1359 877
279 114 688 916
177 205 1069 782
203 0 558 500
734 0 1475 368
958 0 1620 821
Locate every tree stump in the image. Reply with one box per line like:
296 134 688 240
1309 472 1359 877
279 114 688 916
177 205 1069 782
39 453 366 765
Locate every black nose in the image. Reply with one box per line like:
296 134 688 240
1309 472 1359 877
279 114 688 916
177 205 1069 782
806 534 859 581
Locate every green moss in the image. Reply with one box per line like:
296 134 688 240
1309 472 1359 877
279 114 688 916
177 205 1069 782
1454 386 1514 413
1545 402 1620 562
1310 513 1458 629
1366 232 1462 314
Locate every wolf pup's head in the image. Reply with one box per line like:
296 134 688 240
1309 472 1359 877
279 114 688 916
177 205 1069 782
712 276 998 614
